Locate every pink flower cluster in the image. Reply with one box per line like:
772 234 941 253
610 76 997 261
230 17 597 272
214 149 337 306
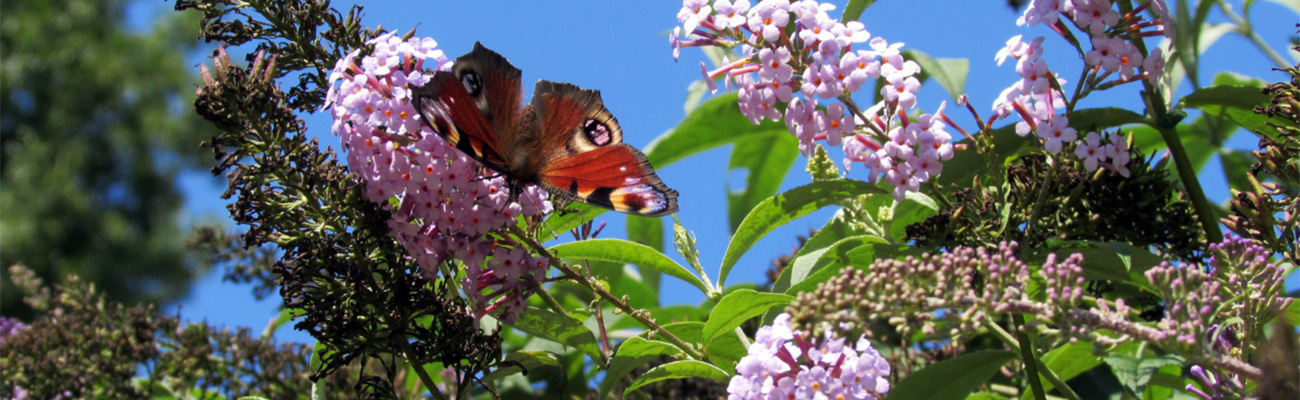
727 313 891 400
674 0 956 201
994 0 1172 175
325 32 554 323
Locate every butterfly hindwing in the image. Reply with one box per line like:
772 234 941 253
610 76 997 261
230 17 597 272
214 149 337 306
531 81 678 216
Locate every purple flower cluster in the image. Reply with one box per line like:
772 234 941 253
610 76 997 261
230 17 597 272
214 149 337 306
673 0 955 201
0 317 27 341
728 313 891 400
995 0 1172 176
325 32 554 323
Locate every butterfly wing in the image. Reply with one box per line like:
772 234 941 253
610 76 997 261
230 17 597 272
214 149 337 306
530 81 679 216
411 42 524 172
412 70 508 168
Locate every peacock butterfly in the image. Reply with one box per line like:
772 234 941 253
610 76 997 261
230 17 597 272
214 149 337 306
412 42 678 217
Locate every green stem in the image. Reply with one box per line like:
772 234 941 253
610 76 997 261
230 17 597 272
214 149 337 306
1013 314 1049 400
1156 125 1224 242
512 226 706 360
983 319 1082 400
397 339 449 400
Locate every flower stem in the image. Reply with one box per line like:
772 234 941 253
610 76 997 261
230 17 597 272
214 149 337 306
1156 125 1224 242
512 226 706 360
398 339 449 400
1013 314 1049 400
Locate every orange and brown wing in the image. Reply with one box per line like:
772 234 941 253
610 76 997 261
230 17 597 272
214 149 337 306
411 70 508 169
538 144 678 217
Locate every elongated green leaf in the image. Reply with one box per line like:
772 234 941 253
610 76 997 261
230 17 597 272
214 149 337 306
263 307 301 338
905 49 969 101
889 350 1019 400
599 337 683 398
511 307 602 361
1182 83 1279 136
728 133 800 233
719 180 884 286
842 0 875 21
1019 342 1101 400
482 350 562 383
627 215 665 294
625 360 730 396
702 289 793 355
1068 107 1148 131
539 202 605 242
1284 300 1300 326
551 238 708 295
782 235 885 292
707 326 747 373
644 92 787 168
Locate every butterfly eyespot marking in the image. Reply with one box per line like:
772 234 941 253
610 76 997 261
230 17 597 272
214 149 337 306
461 71 483 97
583 119 613 147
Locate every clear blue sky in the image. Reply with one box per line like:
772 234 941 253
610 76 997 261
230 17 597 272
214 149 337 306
159 1 1300 345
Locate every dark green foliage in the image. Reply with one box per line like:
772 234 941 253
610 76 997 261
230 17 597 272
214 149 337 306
179 0 506 393
0 0 217 318
909 153 1206 262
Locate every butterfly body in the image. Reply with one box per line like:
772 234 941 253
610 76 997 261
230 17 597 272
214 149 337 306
413 43 678 216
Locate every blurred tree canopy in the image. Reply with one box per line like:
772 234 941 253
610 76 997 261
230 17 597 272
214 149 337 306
1 0 217 318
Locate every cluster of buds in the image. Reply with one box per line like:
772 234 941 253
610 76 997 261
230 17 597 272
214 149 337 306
727 313 891 400
786 242 1091 341
673 0 957 201
325 32 553 323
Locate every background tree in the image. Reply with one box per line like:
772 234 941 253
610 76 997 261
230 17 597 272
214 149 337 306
0 0 217 318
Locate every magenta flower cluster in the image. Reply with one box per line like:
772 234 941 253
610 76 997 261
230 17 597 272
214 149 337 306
673 0 956 201
994 0 1173 176
727 313 891 400
325 32 554 323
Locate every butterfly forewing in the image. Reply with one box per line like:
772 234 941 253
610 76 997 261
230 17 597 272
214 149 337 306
412 71 508 168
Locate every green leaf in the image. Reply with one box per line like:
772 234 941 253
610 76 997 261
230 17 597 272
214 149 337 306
627 215 665 294
599 337 684 398
1019 342 1101 400
889 191 939 241
706 325 748 373
779 235 885 293
551 238 709 295
905 49 969 101
511 307 603 361
1182 82 1279 136
263 307 301 338
1104 354 1186 399
842 0 875 21
237 397 270 400
937 124 1029 188
625 360 731 396
685 79 709 114
1219 148 1255 191
728 132 800 233
718 180 885 287
889 350 1019 400
482 350 562 383
1068 107 1149 131
1282 300 1300 326
539 202 605 242
644 92 788 169
702 289 794 355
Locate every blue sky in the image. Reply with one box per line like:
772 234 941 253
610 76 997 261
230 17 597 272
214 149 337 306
163 1 1300 345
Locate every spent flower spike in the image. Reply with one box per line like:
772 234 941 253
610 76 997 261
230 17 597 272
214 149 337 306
326 32 553 324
